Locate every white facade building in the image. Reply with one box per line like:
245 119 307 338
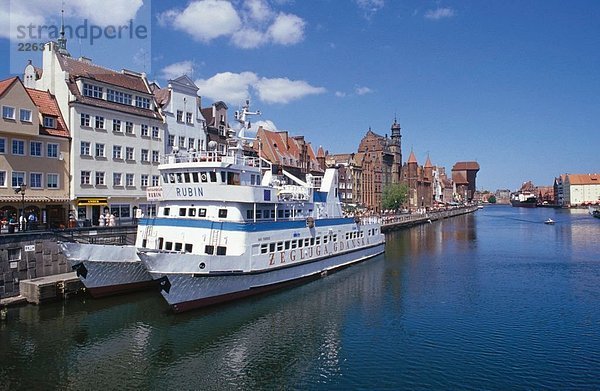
152 76 206 155
563 174 600 206
25 42 165 225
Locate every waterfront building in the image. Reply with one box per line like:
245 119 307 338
562 173 600 206
554 175 566 206
201 101 229 155
152 76 207 155
451 161 480 202
325 153 362 207
24 41 164 225
495 189 511 204
400 151 433 209
254 127 323 178
0 76 70 228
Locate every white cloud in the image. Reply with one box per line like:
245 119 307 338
250 119 278 132
355 0 384 19
254 77 326 104
161 0 241 43
424 7 455 20
267 13 305 45
196 71 326 105
159 0 306 48
70 0 143 26
355 86 373 95
335 91 347 98
160 61 195 80
196 72 259 104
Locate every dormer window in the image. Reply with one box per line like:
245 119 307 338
43 116 56 128
83 83 103 98
135 96 151 109
186 112 193 124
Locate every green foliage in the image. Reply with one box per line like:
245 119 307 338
488 195 497 203
381 183 409 210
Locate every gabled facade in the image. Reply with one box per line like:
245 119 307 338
26 41 165 225
0 76 70 229
152 75 207 155
325 153 362 206
201 101 229 155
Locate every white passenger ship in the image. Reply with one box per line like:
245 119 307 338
136 103 385 312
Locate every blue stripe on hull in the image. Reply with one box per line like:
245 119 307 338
139 217 354 232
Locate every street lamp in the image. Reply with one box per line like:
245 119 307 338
14 183 26 231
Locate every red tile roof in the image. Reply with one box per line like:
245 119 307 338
452 161 480 171
424 156 432 168
567 174 600 185
407 150 418 164
26 88 69 138
0 76 19 97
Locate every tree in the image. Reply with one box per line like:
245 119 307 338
488 195 497 203
381 183 409 210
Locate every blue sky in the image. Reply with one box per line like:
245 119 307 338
1 0 599 191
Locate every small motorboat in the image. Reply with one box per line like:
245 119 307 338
544 218 555 225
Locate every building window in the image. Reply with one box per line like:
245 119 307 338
168 135 175 147
12 139 25 155
140 124 149 137
152 150 159 163
186 112 193 124
135 96 150 109
188 138 195 150
80 113 90 127
95 143 105 158
81 171 91 185
151 126 160 138
0 171 6 187
152 175 159 186
178 136 185 148
176 110 183 122
125 147 134 161
20 109 32 122
113 145 122 159
47 173 59 188
95 171 105 186
141 149 149 162
12 171 25 187
95 116 105 129
30 141 42 157
80 141 91 156
125 121 133 134
113 172 122 186
30 172 42 188
2 106 15 119
0 137 5 153
47 143 58 158
112 119 121 132
83 83 103 98
141 174 149 187
107 89 132 105
126 173 134 187
43 116 56 128
110 204 131 218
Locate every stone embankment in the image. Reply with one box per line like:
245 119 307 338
380 205 479 232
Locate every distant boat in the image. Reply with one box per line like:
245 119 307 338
589 206 600 219
544 218 555 225
510 191 537 208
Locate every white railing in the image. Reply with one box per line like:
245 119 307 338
162 150 260 167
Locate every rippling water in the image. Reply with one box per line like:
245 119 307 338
1 206 599 390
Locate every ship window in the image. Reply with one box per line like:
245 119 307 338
269 243 275 253
176 173 183 183
179 208 186 216
175 243 183 251
163 207 170 216
218 209 228 218
205 245 214 255
323 236 328 244
200 172 208 183
168 173 175 183
333 234 338 242
165 242 173 251
142 239 147 248
284 210 290 218
284 241 290 250
261 244 268 254
316 237 321 245
199 208 207 217
184 173 190 183
291 240 297 249
188 208 196 217
310 237 315 246
270 210 275 219
158 237 164 249
278 210 283 218
276 242 283 251
247 210 254 219
256 210 262 219
216 246 226 255
251 174 256 185
192 172 199 183
185 244 193 253
220 171 226 183
210 171 217 182
297 239 303 248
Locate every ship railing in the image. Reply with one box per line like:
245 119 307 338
162 150 261 167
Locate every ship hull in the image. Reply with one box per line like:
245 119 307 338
510 200 537 208
142 242 385 313
60 243 156 298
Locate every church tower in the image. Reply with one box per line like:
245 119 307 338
390 117 402 183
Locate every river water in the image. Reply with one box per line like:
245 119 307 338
1 206 599 390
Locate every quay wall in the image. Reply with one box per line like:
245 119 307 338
381 205 478 232
0 226 137 299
